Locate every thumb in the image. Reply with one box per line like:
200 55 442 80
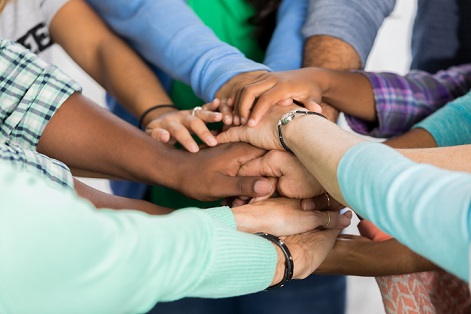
216 126 245 144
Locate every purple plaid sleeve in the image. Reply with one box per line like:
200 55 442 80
345 64 471 138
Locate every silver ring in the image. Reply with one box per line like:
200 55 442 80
192 106 203 116
322 212 331 229
324 193 330 208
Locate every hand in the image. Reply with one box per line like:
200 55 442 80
145 100 222 153
177 142 273 201
277 225 347 283
237 150 324 199
217 103 303 151
232 197 351 236
215 70 269 126
227 69 325 127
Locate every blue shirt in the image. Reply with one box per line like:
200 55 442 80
339 142 471 281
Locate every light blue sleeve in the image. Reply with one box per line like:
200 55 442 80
302 0 396 67
263 0 307 71
0 162 276 313
413 91 471 147
338 142 471 281
86 0 271 101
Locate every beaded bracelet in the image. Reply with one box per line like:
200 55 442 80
255 232 294 290
138 104 177 129
277 110 327 153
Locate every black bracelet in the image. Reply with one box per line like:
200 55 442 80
138 104 177 129
277 110 327 153
255 232 294 290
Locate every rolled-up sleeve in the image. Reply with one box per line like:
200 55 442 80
303 0 396 67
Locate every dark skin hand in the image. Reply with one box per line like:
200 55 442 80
37 93 273 202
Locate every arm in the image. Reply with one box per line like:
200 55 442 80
384 88 471 148
85 0 270 102
217 104 471 280
0 162 342 312
262 0 307 71
49 0 172 122
302 0 396 68
50 1 223 152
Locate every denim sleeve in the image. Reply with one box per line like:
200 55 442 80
263 0 307 71
303 0 396 67
413 91 471 147
86 0 270 101
338 142 471 281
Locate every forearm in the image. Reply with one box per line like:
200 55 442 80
284 114 364 204
86 0 270 101
317 238 438 276
338 142 471 281
397 145 471 172
50 1 173 120
0 165 277 312
303 0 395 67
36 93 185 190
303 36 361 70
73 179 173 215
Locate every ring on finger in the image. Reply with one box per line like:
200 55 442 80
322 212 331 229
324 193 330 209
192 106 203 116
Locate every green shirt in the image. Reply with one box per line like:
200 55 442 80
150 0 264 209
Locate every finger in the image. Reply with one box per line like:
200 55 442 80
202 98 221 111
184 118 218 147
301 194 345 211
304 100 322 113
236 80 278 126
237 155 274 177
219 102 234 125
247 87 301 127
216 126 244 145
315 210 351 229
357 220 392 241
167 121 200 153
194 110 223 123
222 176 273 199
149 128 171 143
247 177 278 203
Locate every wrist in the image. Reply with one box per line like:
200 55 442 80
271 245 286 285
139 104 177 129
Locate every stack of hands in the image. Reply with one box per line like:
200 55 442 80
139 69 353 282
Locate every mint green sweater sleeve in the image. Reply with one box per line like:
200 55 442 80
0 163 276 313
338 142 471 281
413 91 471 146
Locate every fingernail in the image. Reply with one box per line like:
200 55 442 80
240 117 246 125
254 180 272 195
248 119 256 127
224 117 231 125
341 216 351 227
301 198 315 211
190 143 199 153
207 137 217 146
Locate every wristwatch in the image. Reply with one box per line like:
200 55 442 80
277 109 327 153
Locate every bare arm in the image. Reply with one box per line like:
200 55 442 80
37 93 273 201
316 236 438 276
49 0 172 122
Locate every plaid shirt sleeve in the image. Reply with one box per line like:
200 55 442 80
345 64 471 138
0 39 81 190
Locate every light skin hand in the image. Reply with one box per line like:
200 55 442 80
215 70 269 126
145 99 222 153
217 103 303 151
237 150 325 199
232 197 351 237
272 225 347 284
